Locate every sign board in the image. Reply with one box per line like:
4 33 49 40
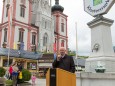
84 0 115 17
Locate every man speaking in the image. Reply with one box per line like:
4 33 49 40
52 47 75 73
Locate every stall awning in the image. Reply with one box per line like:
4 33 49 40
38 63 52 68
0 48 43 60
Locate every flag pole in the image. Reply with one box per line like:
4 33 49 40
7 0 12 67
50 0 53 53
75 22 79 72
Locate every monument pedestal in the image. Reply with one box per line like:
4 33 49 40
85 16 115 73
80 0 115 85
85 57 115 73
76 72 115 86
76 16 115 86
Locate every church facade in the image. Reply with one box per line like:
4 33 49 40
0 0 68 75
0 0 68 53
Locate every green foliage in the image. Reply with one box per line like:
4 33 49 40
0 67 6 77
20 69 31 82
79 56 88 59
5 80 13 85
68 53 76 56
68 50 76 56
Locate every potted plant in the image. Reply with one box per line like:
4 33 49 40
5 80 13 86
0 67 6 85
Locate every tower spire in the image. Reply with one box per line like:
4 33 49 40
55 0 59 5
52 0 64 12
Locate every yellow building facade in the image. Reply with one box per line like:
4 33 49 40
0 48 42 73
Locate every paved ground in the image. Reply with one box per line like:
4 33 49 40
21 78 46 86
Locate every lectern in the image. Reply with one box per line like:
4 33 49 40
46 68 76 86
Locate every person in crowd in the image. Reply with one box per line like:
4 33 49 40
12 62 19 86
8 63 13 80
17 62 23 86
31 73 36 86
52 47 75 73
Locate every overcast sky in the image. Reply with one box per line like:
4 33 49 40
0 0 115 56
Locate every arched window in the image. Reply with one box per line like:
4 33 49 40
32 32 36 45
43 33 48 46
6 7 9 17
19 28 25 42
20 0 26 18
61 19 64 32
4 28 7 42
20 6 25 17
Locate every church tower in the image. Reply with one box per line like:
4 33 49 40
31 0 53 53
52 0 68 53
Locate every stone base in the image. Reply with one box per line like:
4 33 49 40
76 72 115 86
85 56 115 73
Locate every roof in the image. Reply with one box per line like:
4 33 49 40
0 48 43 60
52 0 64 13
38 53 54 60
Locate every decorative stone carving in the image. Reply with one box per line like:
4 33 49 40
95 61 106 73
92 43 100 52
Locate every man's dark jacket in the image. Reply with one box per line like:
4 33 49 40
52 54 75 73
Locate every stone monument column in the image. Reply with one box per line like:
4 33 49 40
76 1 115 86
85 16 115 73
